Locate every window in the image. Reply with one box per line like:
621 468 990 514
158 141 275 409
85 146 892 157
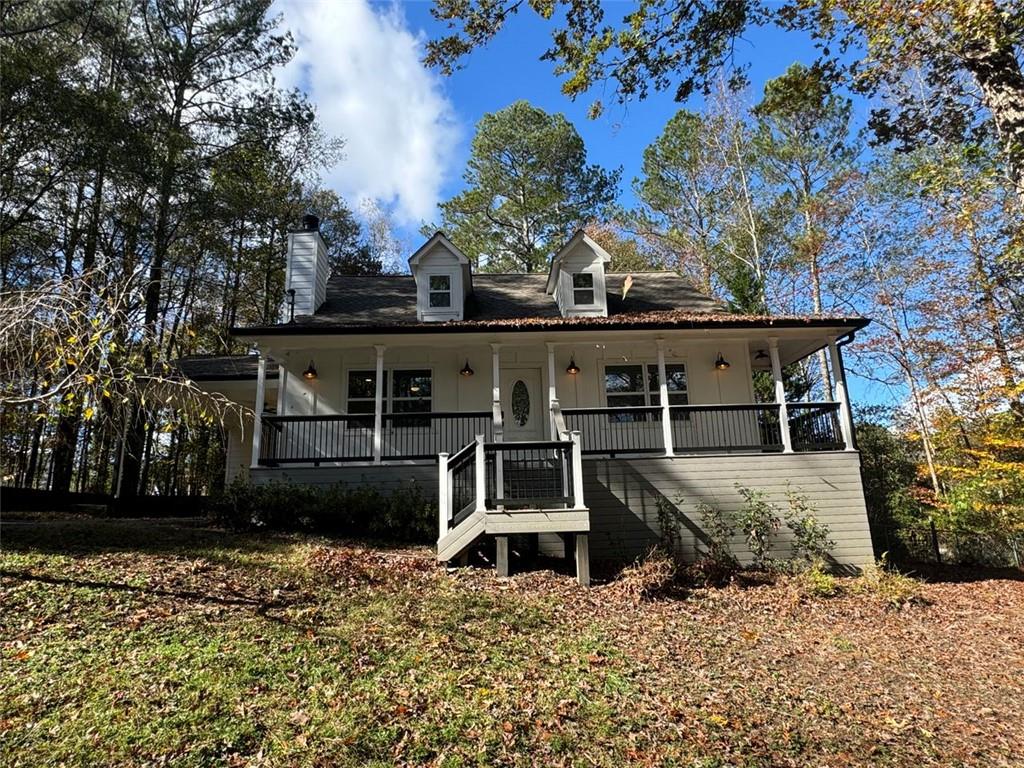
572 272 595 305
428 274 451 308
604 363 688 421
347 369 432 423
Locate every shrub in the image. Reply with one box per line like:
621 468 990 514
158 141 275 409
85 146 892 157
796 559 838 598
852 556 924 609
785 486 835 567
209 479 436 543
735 485 781 569
692 501 738 585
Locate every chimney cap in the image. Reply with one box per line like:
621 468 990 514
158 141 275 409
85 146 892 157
301 213 320 232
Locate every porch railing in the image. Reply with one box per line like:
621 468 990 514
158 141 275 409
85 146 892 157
438 433 585 538
787 402 844 452
669 404 784 453
381 411 492 460
258 411 491 466
562 406 664 455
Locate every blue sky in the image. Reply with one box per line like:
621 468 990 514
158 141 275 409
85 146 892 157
273 1 889 406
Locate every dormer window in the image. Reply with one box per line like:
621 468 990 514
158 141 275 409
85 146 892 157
429 274 452 308
572 273 595 306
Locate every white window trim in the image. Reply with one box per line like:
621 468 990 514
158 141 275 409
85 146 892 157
571 272 595 307
428 274 452 308
418 266 462 321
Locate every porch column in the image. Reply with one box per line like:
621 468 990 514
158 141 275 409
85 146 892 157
547 342 559 439
491 343 502 441
250 353 266 468
769 338 793 453
827 337 857 451
656 339 674 457
276 363 287 416
373 344 385 463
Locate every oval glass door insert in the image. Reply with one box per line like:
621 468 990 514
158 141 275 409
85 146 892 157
511 379 530 426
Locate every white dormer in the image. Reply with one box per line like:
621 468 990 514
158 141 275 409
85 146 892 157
545 231 612 318
408 232 473 322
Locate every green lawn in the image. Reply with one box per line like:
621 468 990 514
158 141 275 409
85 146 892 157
1 518 1022 767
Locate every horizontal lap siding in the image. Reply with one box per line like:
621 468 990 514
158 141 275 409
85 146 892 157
583 452 874 568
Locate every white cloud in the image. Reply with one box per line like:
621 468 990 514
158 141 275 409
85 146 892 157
274 0 459 225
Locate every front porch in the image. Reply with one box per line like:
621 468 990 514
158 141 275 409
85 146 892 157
239 329 860 582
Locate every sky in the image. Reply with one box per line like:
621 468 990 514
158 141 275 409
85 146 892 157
271 0 890 405
272 0 872 237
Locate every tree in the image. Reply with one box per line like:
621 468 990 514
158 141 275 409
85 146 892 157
430 101 619 272
426 1 1024 214
753 63 860 397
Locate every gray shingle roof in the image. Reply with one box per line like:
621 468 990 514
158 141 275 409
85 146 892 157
177 355 279 381
267 271 724 331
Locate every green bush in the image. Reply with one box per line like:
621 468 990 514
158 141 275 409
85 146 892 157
851 555 924 609
785 486 835 567
209 479 436 543
735 486 781 569
796 559 838 598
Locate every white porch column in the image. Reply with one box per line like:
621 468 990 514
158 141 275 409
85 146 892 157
827 337 857 451
250 353 267 468
656 339 674 457
373 344 385 463
490 343 502 441
437 452 449 541
276 364 287 415
769 338 793 453
546 342 557 404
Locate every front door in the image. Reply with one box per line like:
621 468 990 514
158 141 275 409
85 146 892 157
500 367 544 441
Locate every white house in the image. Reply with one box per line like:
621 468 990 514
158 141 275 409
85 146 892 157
180 216 874 584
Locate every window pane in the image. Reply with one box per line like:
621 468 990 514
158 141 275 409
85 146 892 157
605 365 644 394
572 273 594 288
429 275 450 291
392 369 432 399
573 289 595 305
666 364 687 392
348 370 377 400
347 400 376 415
608 393 646 408
429 291 451 308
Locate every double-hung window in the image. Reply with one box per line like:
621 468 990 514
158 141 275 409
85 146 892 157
572 273 595 306
347 369 432 426
428 275 452 308
604 363 688 421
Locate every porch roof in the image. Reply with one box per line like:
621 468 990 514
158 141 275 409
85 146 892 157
177 355 279 382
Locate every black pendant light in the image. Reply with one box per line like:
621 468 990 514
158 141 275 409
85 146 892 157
460 359 474 377
714 353 730 371
566 356 581 375
302 360 318 380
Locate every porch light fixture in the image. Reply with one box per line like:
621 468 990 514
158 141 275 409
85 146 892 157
714 353 730 371
302 360 318 380
566 356 581 375
755 349 768 361
459 359 474 377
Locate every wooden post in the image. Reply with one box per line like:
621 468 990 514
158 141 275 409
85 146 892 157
827 337 857 451
570 430 585 509
437 452 449 541
250 353 266 468
656 339 673 457
575 533 591 587
495 535 510 578
769 338 793 453
474 434 486 512
546 342 558 438
373 345 385 463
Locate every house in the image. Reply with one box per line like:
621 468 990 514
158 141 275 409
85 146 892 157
181 215 874 585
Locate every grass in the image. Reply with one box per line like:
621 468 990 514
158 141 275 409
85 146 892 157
2 517 1023 767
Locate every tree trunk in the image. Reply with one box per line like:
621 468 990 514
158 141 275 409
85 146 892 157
961 13 1024 211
